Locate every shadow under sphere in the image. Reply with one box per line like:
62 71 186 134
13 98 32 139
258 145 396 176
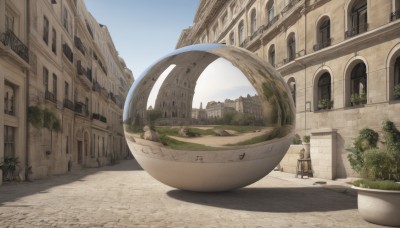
123 44 295 192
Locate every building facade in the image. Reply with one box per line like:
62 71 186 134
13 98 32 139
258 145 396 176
1 0 133 184
177 0 400 179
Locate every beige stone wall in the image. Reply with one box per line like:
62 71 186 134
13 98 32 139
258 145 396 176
177 0 400 179
279 144 303 174
0 0 133 184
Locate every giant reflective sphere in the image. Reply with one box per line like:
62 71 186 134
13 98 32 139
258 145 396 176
123 44 295 192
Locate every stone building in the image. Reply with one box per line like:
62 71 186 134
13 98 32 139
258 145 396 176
177 0 400 179
1 0 133 184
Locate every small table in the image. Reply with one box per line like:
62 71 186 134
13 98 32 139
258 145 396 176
296 159 313 178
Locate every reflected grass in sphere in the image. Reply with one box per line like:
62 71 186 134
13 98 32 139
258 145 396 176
123 44 295 192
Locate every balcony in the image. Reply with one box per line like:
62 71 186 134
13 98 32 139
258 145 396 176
265 15 280 30
282 0 300 14
74 36 86 55
313 38 331 51
391 10 400 21
109 92 117 104
62 43 73 63
92 81 102 92
74 102 89 117
63 99 74 111
92 113 107 123
345 23 368 39
45 90 57 103
0 29 29 63
86 21 94 39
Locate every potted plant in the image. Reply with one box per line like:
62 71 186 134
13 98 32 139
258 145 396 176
1 156 20 181
347 121 400 226
350 93 360 106
302 135 310 159
318 99 334 110
394 84 400 99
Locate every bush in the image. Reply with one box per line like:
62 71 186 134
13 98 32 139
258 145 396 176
347 121 400 183
292 134 302 144
353 179 400 191
302 135 310 143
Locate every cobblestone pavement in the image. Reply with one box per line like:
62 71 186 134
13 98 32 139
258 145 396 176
0 159 384 228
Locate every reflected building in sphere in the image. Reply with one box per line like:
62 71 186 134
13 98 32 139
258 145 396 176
177 0 400 180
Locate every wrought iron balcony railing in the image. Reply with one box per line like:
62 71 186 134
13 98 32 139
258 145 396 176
265 15 280 30
74 36 86 55
75 102 89 116
345 23 368 38
92 113 107 123
282 0 299 13
45 90 57 103
0 29 29 63
63 99 74 111
62 43 73 62
92 81 102 92
390 10 400 21
313 38 331 51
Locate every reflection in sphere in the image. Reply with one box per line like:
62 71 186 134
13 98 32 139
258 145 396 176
123 44 295 192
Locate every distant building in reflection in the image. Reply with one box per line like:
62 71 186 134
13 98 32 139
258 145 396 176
192 94 263 121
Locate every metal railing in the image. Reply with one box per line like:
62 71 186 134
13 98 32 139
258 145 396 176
0 29 29 63
62 43 73 62
74 36 86 55
63 99 74 111
313 38 331 51
345 23 368 38
390 10 400 21
45 90 57 103
265 15 280 30
282 0 299 13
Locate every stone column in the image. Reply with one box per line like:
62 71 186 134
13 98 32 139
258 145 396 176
310 128 337 180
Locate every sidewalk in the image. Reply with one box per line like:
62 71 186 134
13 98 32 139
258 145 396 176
269 170 358 196
0 159 381 228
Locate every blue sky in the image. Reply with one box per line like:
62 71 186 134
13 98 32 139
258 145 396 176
84 0 199 77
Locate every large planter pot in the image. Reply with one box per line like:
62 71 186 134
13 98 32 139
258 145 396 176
302 142 310 158
353 186 400 227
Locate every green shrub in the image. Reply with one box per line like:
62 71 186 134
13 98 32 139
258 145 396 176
292 134 302 144
353 179 400 191
302 135 310 143
347 121 400 185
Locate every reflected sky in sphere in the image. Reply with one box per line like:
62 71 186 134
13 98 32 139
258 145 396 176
147 58 256 109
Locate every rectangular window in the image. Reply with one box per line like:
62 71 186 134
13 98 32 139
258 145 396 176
53 74 57 98
4 126 15 158
5 13 15 32
43 67 49 91
64 81 69 99
4 82 15 115
43 16 49 44
63 7 69 33
52 28 57 54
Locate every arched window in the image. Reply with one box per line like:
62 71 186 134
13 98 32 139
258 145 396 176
288 78 296 106
315 17 331 51
229 32 235 45
250 9 257 35
266 0 275 23
391 0 400 21
317 73 332 110
268 45 275 67
346 0 367 38
4 82 15 115
287 33 296 62
238 21 244 45
394 57 400 99
350 62 367 105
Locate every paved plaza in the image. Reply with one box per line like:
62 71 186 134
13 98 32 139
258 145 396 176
0 159 384 228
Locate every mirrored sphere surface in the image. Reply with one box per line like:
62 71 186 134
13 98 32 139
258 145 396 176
124 44 295 192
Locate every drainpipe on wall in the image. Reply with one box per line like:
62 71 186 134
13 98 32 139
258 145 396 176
25 0 31 180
